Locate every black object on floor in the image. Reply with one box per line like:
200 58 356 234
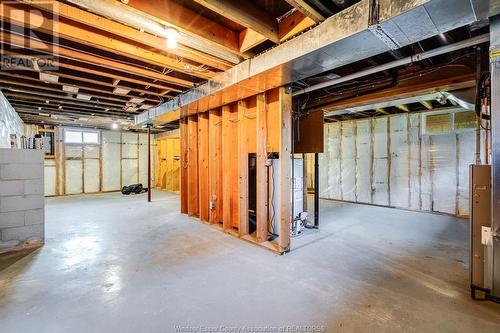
121 184 149 195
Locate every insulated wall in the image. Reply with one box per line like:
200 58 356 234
44 127 155 196
318 110 482 217
0 91 23 148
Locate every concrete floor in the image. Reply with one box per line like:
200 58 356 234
0 191 499 332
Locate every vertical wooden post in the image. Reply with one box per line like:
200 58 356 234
238 100 249 236
222 104 232 230
147 125 152 202
278 87 292 252
180 117 188 214
188 115 199 216
209 109 222 224
198 113 210 221
256 93 268 243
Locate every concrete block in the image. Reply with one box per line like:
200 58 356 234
24 179 44 195
0 211 25 228
0 195 44 212
0 163 44 180
1 224 44 242
0 149 44 164
24 209 44 226
0 180 24 196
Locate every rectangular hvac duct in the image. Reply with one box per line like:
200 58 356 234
135 0 487 125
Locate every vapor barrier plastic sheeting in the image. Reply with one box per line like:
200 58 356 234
319 112 480 217
0 91 23 148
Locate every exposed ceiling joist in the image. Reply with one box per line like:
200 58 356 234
395 104 410 112
0 4 215 80
21 0 232 72
0 74 162 104
284 0 325 22
0 32 193 88
192 0 279 43
108 0 245 60
420 100 434 110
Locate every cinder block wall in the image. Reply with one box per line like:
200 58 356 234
0 149 45 252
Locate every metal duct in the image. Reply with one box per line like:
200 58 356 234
136 0 488 125
65 0 242 64
293 33 490 96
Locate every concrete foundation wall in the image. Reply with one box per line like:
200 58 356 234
0 148 44 252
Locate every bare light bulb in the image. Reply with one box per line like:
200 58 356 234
111 123 119 130
165 27 179 49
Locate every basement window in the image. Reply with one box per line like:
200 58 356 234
64 129 100 145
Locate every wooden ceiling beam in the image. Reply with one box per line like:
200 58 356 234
315 73 476 113
192 0 279 43
0 73 162 104
284 0 325 22
278 10 316 41
0 32 193 88
420 100 434 110
9 100 131 116
13 107 132 120
4 92 127 110
124 0 243 58
239 10 317 52
21 0 232 72
4 51 183 92
0 3 214 80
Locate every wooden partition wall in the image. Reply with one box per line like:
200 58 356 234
180 87 292 253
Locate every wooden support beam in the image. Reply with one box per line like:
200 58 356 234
221 105 233 230
180 118 189 214
0 3 214 80
0 72 164 103
238 100 249 235
277 87 292 252
193 0 279 43
23 0 231 71
279 10 316 41
284 0 325 22
375 107 390 115
420 100 434 110
125 0 243 58
315 73 476 113
187 115 199 216
208 109 223 223
239 29 268 53
0 32 193 87
198 112 210 222
396 104 410 112
256 93 268 242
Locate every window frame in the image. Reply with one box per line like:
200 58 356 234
63 128 101 145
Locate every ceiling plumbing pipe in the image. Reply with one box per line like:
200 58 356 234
292 33 490 97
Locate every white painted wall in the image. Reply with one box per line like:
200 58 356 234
0 91 23 148
319 111 481 217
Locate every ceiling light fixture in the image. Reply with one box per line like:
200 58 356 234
165 27 179 49
111 122 119 130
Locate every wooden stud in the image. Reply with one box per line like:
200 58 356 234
187 115 199 216
256 93 268 242
208 109 222 223
222 104 232 230
198 112 210 222
238 100 250 236
180 118 189 213
277 87 292 252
